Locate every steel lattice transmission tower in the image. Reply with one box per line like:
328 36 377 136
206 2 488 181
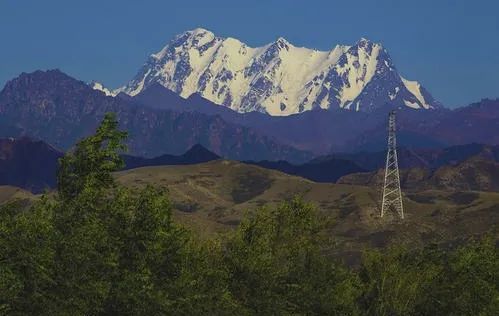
381 110 404 219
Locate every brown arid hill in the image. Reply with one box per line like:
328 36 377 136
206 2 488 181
0 185 34 205
1 159 497 265
338 156 499 192
114 160 499 265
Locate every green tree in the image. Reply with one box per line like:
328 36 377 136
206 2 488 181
446 237 499 315
0 198 55 315
358 246 441 316
419 236 499 316
57 112 127 200
48 113 196 315
48 113 129 314
0 113 219 315
168 238 242 315
223 197 361 315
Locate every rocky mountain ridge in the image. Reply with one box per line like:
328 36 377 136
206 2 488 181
94 28 441 115
0 70 310 162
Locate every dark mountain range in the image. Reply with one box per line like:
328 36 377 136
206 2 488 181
428 98 499 145
2 134 498 194
132 82 499 155
133 83 188 111
246 159 365 183
346 100 499 152
318 143 499 171
0 137 62 193
0 69 497 167
0 70 310 162
244 144 499 183
113 84 499 182
0 137 221 192
132 84 409 153
123 144 220 170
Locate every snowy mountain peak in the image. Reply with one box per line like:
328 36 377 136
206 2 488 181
357 37 373 44
151 27 220 60
274 37 291 47
91 81 115 97
102 29 441 115
177 27 216 42
189 27 213 36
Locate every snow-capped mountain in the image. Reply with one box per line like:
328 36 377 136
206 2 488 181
96 28 441 115
90 81 114 97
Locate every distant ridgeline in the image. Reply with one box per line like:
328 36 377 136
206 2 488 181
1 69 498 163
0 138 219 193
1 136 497 193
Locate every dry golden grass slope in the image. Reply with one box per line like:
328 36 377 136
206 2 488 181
0 185 34 204
115 160 499 262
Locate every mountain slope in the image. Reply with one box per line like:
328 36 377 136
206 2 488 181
115 160 499 262
130 83 499 154
0 137 63 192
0 136 219 193
319 143 499 171
99 28 440 115
0 185 34 204
2 70 497 159
346 99 499 152
0 70 311 162
123 144 220 170
246 158 365 183
338 155 499 192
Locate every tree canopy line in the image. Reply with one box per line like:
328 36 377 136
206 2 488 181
1 113 497 315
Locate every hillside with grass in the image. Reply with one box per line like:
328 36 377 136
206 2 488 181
115 160 499 262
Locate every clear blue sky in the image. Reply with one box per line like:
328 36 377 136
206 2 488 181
1 0 498 107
